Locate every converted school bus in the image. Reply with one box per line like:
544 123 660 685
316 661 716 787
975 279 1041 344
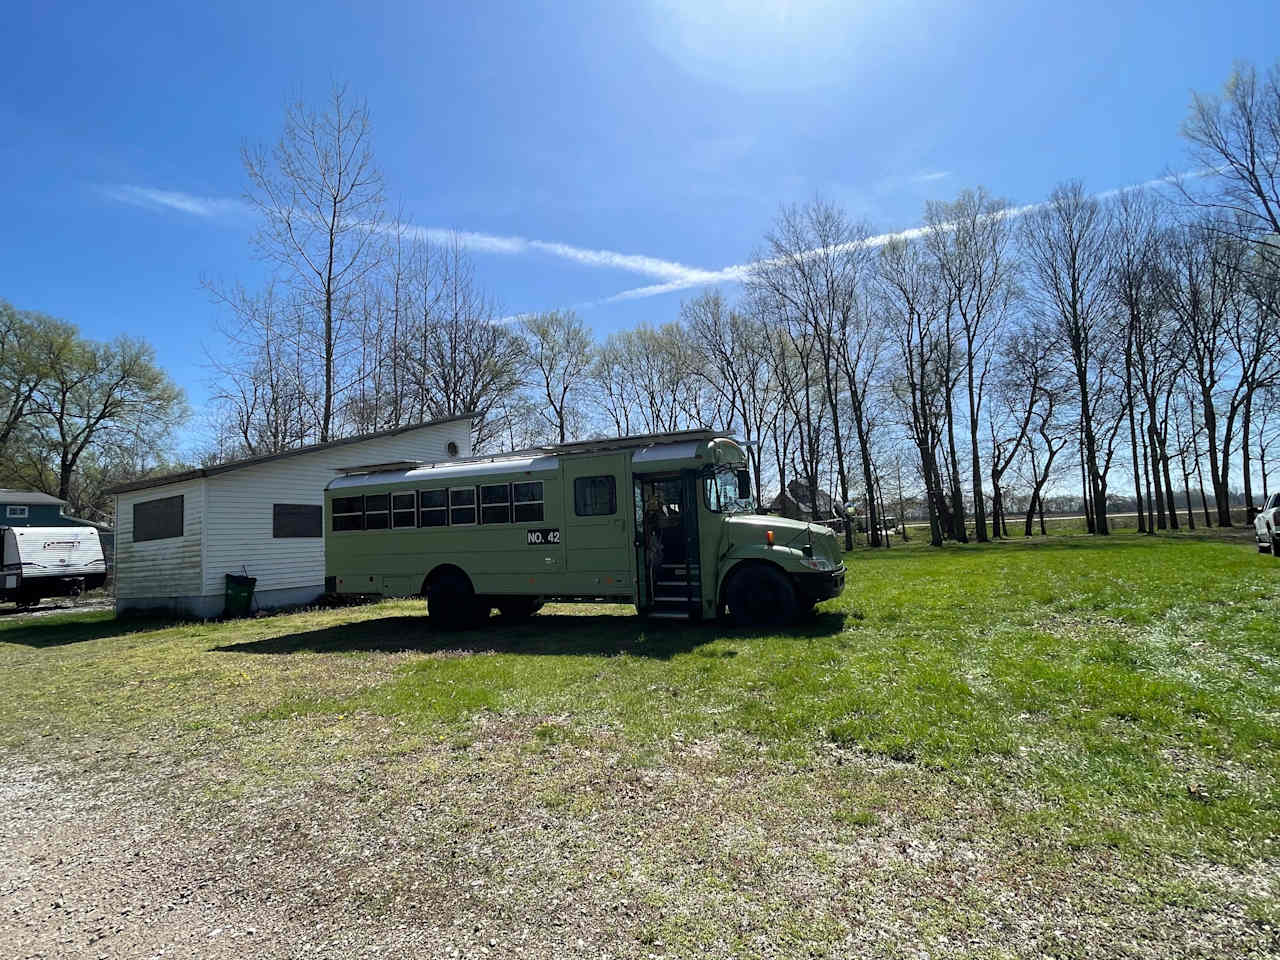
324 429 846 627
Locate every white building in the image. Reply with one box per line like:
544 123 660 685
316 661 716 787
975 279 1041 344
107 415 473 617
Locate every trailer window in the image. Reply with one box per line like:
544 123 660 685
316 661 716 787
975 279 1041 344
273 503 322 538
480 483 511 524
419 489 448 527
574 476 616 516
332 495 364 532
449 487 477 525
133 495 184 542
364 494 390 530
390 492 416 528
513 481 544 523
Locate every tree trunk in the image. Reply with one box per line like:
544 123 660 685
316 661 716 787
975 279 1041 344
967 367 988 543
1125 354 1146 533
944 391 967 542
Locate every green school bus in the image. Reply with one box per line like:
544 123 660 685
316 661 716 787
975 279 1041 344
323 429 845 628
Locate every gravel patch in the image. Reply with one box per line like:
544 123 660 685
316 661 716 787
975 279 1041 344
3 728 1276 960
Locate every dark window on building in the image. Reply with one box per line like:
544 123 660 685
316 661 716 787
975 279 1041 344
133 494 184 542
273 503 322 538
392 492 417 528
480 483 511 524
449 487 476 525
512 481 544 524
332 495 364 532
364 493 390 530
419 489 448 527
574 476 616 516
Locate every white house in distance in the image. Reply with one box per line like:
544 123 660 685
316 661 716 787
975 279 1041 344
106 415 474 618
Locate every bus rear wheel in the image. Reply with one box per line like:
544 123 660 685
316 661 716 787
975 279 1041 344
725 565 797 628
426 570 488 630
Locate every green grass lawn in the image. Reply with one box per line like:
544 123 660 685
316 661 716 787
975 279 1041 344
2 530 1278 957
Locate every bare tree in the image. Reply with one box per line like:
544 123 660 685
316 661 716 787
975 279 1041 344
410 238 524 450
1022 180 1116 534
749 201 876 546
878 237 948 546
242 84 386 442
924 188 1018 541
519 310 593 443
685 290 778 499
1181 61 1280 261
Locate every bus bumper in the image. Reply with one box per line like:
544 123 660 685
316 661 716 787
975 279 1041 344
794 564 846 602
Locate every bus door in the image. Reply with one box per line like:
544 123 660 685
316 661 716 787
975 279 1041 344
636 472 701 617
559 454 635 598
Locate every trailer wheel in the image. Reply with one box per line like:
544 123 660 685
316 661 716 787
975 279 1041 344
725 564 797 628
496 598 543 621
425 570 488 630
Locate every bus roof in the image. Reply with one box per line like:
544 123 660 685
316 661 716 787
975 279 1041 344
328 429 740 491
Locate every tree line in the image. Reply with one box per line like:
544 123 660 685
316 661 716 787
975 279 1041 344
212 65 1279 549
0 302 185 520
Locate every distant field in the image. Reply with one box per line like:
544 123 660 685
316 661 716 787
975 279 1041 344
1 531 1277 958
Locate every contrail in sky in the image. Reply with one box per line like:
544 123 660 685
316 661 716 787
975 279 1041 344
102 167 1214 312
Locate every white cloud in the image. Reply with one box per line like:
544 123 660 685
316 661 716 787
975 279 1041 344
101 185 247 218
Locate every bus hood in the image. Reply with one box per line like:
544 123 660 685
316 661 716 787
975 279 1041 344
723 514 840 555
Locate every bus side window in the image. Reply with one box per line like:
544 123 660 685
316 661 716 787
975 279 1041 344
332 496 364 532
450 487 477 525
419 489 448 527
392 492 417 528
513 481 544 523
574 476 616 516
364 494 390 530
480 483 511 524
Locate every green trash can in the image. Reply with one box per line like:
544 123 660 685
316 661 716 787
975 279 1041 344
224 573 257 618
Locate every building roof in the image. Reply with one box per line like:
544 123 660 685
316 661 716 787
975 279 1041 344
105 413 475 496
768 479 845 518
0 488 67 506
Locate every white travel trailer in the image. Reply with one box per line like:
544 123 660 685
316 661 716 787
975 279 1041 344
1 525 107 606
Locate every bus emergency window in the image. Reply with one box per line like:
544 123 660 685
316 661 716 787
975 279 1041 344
449 487 477 525
480 483 511 524
574 476 616 516
332 495 364 532
392 492 417 528
419 489 448 527
512 481 544 523
364 494 390 530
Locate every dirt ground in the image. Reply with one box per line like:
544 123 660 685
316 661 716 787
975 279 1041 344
0 596 113 621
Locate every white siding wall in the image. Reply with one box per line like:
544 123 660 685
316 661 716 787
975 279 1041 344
114 478 206 600
201 419 473 597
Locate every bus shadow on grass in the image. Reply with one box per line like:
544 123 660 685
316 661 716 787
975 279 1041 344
211 610 847 660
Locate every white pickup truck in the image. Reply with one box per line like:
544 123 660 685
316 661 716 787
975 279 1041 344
1 526 107 606
1255 493 1280 556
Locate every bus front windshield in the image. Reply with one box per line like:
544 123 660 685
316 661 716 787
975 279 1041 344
704 465 755 514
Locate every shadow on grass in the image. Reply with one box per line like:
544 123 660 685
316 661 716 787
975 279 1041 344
212 610 847 660
0 612 180 649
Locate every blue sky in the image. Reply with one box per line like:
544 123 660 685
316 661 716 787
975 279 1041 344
3 0 1277 449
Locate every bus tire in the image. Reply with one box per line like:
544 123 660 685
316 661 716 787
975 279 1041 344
497 597 543 621
426 569 487 630
725 564 797 628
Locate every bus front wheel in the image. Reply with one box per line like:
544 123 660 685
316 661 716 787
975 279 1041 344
725 565 797 628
